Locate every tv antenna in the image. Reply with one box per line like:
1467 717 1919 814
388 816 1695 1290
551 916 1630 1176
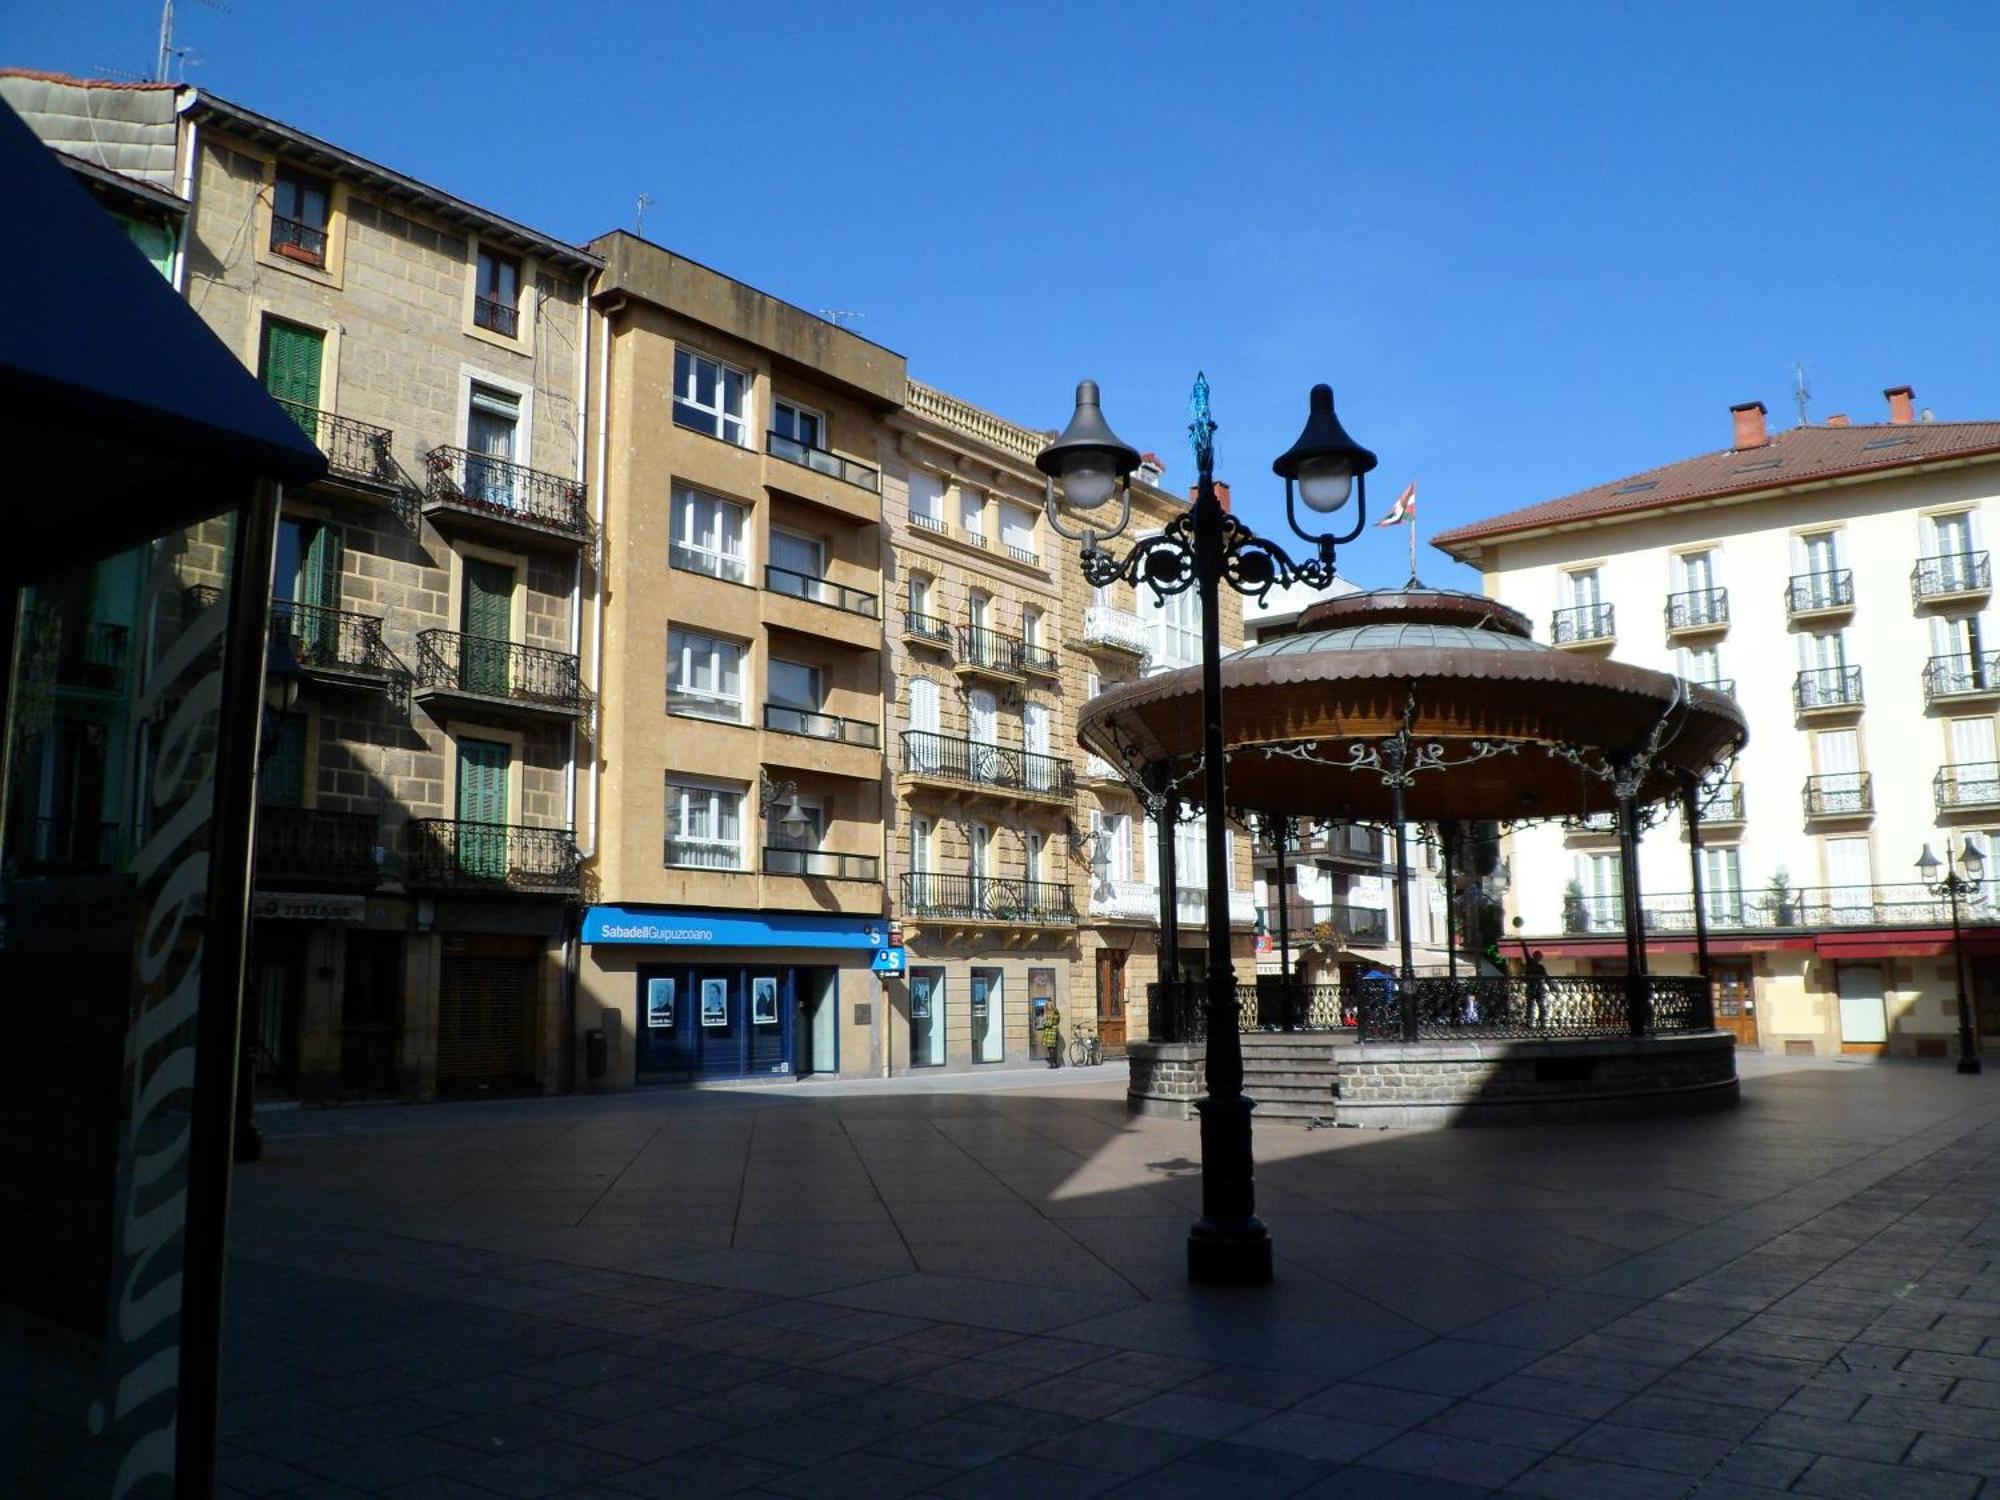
820 308 864 329
1793 362 1811 426
634 193 656 238
156 0 229 83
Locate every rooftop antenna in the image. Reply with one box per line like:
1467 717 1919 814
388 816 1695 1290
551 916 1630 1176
156 0 228 82
634 193 655 238
820 309 864 329
1793 361 1811 426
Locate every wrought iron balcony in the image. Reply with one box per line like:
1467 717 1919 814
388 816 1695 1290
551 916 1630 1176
766 430 881 492
406 819 579 893
902 611 953 649
5 814 121 876
1936 761 2000 812
1698 781 1746 823
1803 772 1872 818
423 445 589 546
763 847 880 881
900 730 1074 800
1551 602 1615 645
270 214 326 264
1794 665 1863 713
1786 569 1854 616
1018 638 1060 675
900 871 1075 925
1089 879 1158 920
274 400 398 491
764 564 878 619
1079 603 1149 658
1280 901 1390 944
1272 822 1384 867
1912 550 1992 603
763 702 880 748
473 295 518 339
1561 883 2000 936
1693 677 1737 698
1924 652 2000 705
48 620 129 691
1664 587 1729 632
255 806 379 887
955 624 1025 677
412 631 585 718
270 600 403 687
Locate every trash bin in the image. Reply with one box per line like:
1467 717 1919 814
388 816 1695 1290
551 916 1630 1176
584 1027 607 1080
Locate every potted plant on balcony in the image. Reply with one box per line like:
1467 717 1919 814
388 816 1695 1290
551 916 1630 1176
1765 867 1798 927
1562 878 1589 933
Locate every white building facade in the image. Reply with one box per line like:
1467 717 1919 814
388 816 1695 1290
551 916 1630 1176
1434 388 2000 1058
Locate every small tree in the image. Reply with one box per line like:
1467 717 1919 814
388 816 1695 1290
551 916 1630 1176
1764 866 1797 924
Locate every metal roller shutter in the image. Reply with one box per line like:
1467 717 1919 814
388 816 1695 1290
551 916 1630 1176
437 939 538 1093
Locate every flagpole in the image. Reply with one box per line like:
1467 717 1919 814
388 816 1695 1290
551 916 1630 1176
1408 507 1417 581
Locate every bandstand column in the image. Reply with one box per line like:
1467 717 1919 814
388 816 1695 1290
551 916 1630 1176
1440 820 1459 980
1681 777 1713 1025
1273 818 1294 1028
1152 765 1181 1024
1616 784 1651 1036
1391 766 1417 1041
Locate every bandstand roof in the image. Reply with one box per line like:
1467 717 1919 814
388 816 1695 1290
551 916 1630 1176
1077 585 1746 824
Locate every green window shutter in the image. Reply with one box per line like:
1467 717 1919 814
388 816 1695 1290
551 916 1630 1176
300 523 342 609
260 319 323 432
258 713 308 806
460 560 514 696
456 739 511 879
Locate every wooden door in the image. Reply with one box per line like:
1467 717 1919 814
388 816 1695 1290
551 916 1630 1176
1096 948 1127 1055
461 559 514 696
1712 963 1757 1048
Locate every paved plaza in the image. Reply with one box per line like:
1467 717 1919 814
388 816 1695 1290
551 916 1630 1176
218 1056 2000 1499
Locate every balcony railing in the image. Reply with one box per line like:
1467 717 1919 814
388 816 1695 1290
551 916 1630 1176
909 511 949 537
1794 665 1863 712
764 564 878 619
1693 677 1737 698
48 621 130 691
903 610 953 647
900 871 1075 924
473 295 519 339
1084 753 1122 781
424 445 589 542
1924 652 2000 704
1080 603 1149 658
1005 543 1041 567
1175 886 1259 927
766 430 881 492
1664 588 1729 631
956 624 1025 676
1936 762 2000 812
1803 772 1872 818
900 730 1074 799
1352 974 1713 1043
1551 602 1615 644
270 214 326 264
413 631 584 714
1280 901 1390 944
274 400 398 489
407 819 579 892
270 600 401 682
763 702 880 748
1089 879 1158 920
1698 781 1746 822
764 847 879 881
255 806 378 886
5 815 121 876
1554 884 2000 935
1912 551 1992 602
1276 822 1384 866
1786 569 1854 616
1018 639 1060 675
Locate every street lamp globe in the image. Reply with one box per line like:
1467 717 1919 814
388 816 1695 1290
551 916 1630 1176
1035 379 1140 511
1273 384 1378 515
1963 840 1985 883
1918 844 1942 884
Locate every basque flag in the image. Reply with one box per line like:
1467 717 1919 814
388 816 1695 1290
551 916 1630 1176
1376 480 1417 527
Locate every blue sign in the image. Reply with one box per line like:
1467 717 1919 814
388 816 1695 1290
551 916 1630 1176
583 906 887 950
871 946 907 976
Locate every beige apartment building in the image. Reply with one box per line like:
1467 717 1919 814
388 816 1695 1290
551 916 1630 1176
1435 388 2000 1058
575 234 902 1085
882 385 1256 1070
4 73 598 1102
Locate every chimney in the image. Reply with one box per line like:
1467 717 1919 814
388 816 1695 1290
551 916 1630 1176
1826 413 1850 427
1730 400 1768 451
1189 480 1233 512
1885 385 1915 425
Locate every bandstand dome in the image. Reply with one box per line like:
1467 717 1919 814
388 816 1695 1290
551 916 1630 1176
1076 584 1747 822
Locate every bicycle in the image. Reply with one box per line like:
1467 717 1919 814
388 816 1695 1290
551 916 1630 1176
1067 1030 1102 1068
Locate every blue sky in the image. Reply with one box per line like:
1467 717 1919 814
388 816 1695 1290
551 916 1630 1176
11 2 1998 587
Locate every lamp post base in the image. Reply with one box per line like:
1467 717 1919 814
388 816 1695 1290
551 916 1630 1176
1958 1055 1984 1075
1187 1093 1274 1286
1188 1217 1274 1286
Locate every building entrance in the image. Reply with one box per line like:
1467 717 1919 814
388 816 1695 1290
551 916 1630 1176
635 963 817 1080
1712 962 1757 1048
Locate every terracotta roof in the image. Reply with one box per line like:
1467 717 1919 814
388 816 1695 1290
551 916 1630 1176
1433 420 2000 557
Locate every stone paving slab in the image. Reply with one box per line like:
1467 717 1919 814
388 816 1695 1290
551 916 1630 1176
218 1057 2000 1499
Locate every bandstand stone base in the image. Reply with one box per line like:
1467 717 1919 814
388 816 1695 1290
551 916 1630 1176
1129 1032 1740 1128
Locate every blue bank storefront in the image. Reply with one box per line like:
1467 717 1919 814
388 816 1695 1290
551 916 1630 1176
581 907 890 1084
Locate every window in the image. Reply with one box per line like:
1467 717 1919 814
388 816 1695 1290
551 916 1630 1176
1567 568 1602 608
1677 551 1716 593
1679 644 1724 687
1576 852 1622 931
466 385 521 507
667 628 745 722
908 470 945 531
768 658 821 711
665 778 745 869
769 529 825 583
1825 837 1873 918
474 247 521 337
1023 605 1044 648
911 816 931 877
1701 846 1743 924
1141 579 1200 671
959 486 985 543
670 486 748 583
271 168 329 264
773 399 823 451
673 348 749 445
907 573 932 618
1001 504 1039 564
1026 831 1044 882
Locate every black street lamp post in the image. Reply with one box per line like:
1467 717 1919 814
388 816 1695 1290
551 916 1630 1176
1040 374 1376 1285
1917 839 1985 1075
